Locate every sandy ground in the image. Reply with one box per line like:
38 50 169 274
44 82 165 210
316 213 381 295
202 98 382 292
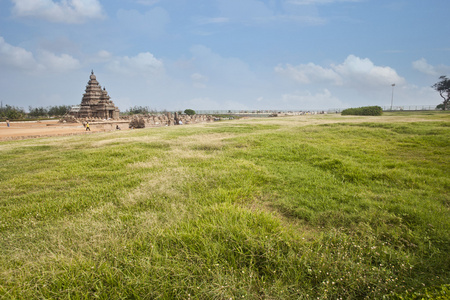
0 120 105 141
1 114 446 142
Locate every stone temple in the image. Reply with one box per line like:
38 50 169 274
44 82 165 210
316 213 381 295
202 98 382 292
70 71 120 119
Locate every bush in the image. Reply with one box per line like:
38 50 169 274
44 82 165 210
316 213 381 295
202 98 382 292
341 106 382 116
184 109 196 116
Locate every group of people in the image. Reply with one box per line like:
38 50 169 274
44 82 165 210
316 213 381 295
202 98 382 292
83 122 122 131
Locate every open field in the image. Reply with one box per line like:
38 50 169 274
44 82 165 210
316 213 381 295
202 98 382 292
0 112 449 299
0 120 102 141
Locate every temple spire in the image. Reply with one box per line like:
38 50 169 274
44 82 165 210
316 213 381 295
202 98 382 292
70 71 120 119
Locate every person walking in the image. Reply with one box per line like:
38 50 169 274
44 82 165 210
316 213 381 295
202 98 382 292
6 119 10 127
86 122 90 131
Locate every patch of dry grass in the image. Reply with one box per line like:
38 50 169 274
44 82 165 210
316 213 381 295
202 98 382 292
1 112 449 299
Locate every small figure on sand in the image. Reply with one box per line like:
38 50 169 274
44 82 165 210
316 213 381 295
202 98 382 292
6 119 10 127
86 122 90 131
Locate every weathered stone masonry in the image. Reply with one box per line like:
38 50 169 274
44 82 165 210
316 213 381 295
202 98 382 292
70 71 120 119
63 71 214 130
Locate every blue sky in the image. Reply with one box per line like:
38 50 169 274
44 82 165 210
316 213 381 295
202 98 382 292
1 0 449 111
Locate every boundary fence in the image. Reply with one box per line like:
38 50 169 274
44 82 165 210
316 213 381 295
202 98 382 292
379 105 438 111
195 105 440 115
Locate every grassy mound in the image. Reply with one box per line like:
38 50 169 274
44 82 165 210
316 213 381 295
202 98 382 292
0 113 449 299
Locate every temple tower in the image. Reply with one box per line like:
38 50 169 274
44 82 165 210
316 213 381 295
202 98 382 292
70 71 120 119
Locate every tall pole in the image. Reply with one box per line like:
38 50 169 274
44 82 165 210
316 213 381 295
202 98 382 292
390 83 395 111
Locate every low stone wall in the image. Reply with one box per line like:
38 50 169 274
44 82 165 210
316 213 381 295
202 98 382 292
122 113 215 128
63 113 215 131
90 121 130 131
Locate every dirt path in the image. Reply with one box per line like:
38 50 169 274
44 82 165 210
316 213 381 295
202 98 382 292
0 120 103 141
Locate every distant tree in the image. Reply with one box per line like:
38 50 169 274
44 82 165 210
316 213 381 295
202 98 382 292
27 105 71 118
48 105 71 116
28 106 48 118
0 105 25 120
184 109 196 116
125 106 152 115
432 75 450 110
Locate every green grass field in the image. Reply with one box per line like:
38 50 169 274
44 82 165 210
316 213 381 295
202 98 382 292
1 112 449 299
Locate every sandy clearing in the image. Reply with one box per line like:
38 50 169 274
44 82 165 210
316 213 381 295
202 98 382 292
0 120 103 141
1 114 447 141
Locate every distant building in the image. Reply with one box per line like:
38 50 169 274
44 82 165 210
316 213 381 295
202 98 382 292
70 71 120 119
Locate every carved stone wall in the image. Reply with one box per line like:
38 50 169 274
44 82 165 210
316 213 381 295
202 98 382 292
70 71 120 119
122 114 215 128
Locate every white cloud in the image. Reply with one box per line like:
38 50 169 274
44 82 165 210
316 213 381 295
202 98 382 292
412 58 438 76
191 73 208 89
0 36 81 73
275 63 342 85
83 50 113 65
0 36 38 70
97 50 112 60
276 55 405 89
12 0 105 24
412 58 450 77
38 50 80 72
107 52 164 77
190 45 255 86
279 89 344 109
333 55 404 87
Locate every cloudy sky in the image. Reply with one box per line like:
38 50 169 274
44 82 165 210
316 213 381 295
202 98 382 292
1 0 449 111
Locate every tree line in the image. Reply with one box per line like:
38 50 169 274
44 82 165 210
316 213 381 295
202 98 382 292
1 104 198 121
123 106 196 116
0 105 71 120
123 106 156 115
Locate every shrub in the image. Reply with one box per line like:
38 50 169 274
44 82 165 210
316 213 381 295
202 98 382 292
184 109 196 116
436 103 445 110
341 106 382 116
